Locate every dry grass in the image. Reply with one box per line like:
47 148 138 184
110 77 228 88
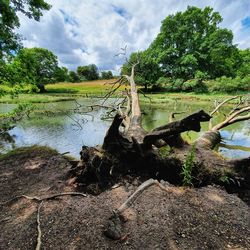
46 79 125 95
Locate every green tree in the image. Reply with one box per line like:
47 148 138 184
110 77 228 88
101 70 113 79
122 50 162 91
54 67 69 82
12 47 58 91
150 6 239 79
68 70 80 82
0 0 51 58
77 64 99 81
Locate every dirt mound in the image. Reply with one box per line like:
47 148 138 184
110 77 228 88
0 146 249 250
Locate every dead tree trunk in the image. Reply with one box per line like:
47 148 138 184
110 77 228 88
72 65 250 196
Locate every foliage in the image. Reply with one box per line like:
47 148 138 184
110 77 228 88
101 71 113 79
77 64 99 81
182 79 208 93
54 67 69 82
0 47 59 92
181 145 196 186
207 76 250 93
0 0 51 58
237 49 250 78
149 6 240 80
122 50 162 90
68 71 80 82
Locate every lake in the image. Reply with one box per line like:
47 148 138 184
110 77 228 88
1 97 250 159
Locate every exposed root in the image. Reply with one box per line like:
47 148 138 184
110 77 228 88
104 179 171 240
116 178 159 213
36 201 44 250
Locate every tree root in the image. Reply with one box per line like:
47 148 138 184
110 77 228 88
0 192 87 250
36 201 43 250
104 179 170 240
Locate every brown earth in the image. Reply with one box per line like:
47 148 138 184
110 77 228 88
0 146 249 250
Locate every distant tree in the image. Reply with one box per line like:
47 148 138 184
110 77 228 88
77 64 99 80
68 71 80 82
122 50 162 91
13 47 58 91
149 6 240 79
54 67 69 82
101 71 113 79
0 0 51 58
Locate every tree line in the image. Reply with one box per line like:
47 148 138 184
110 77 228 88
0 47 113 93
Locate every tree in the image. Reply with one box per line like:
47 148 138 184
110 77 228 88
149 6 239 79
68 71 80 82
0 0 51 59
122 50 162 91
12 47 58 91
54 67 69 82
77 64 99 81
101 71 113 80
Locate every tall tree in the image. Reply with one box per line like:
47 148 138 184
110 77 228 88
12 47 58 91
122 50 162 91
149 6 240 79
0 0 51 58
77 64 99 81
68 70 80 82
101 70 113 80
54 66 69 82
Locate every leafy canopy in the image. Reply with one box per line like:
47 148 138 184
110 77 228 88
122 50 162 90
0 47 59 91
0 0 51 58
77 64 99 81
149 6 240 79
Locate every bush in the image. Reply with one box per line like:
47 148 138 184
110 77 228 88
182 79 208 93
194 70 209 80
207 76 250 93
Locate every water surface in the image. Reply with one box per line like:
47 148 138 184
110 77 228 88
1 98 249 159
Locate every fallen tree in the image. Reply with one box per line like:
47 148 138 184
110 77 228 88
71 63 250 197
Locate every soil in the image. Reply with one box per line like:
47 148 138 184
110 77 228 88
0 146 249 250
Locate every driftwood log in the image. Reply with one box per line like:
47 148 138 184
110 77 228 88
71 64 250 198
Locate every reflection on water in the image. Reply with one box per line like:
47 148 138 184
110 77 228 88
1 98 250 159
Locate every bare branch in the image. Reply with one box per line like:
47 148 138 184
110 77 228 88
210 96 239 116
212 105 250 131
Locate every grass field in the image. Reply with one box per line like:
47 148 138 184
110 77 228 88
46 79 122 95
0 79 247 104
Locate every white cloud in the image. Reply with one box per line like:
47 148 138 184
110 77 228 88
17 0 250 72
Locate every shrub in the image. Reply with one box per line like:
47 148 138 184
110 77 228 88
182 79 208 93
207 76 250 93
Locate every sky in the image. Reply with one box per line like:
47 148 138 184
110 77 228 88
17 0 250 74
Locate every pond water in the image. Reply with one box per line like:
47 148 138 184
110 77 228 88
1 97 250 159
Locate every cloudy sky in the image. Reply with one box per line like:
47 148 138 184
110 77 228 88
17 0 250 73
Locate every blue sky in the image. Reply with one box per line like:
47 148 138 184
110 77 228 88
17 0 250 73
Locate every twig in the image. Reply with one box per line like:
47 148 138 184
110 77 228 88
0 192 87 205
